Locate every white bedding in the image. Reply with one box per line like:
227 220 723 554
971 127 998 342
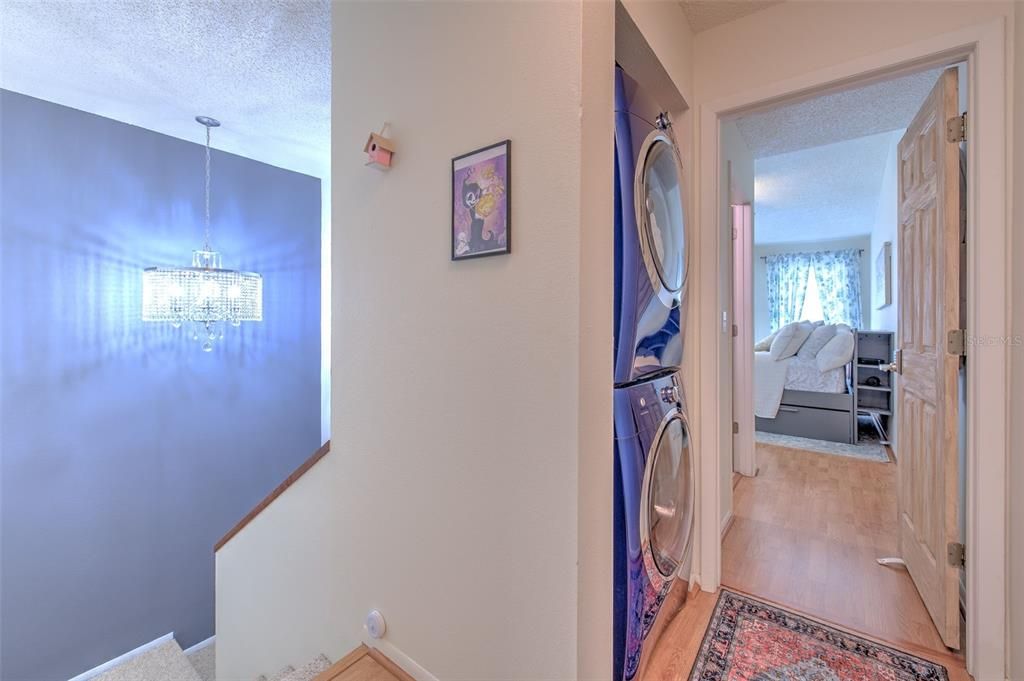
785 356 847 393
754 352 848 418
754 352 792 419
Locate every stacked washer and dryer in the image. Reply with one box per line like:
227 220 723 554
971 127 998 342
612 66 695 681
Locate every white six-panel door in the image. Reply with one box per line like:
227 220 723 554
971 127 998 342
895 67 962 650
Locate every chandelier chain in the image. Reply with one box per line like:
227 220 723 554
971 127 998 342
204 125 212 251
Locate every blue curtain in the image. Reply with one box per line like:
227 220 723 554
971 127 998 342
812 248 863 328
766 253 812 332
766 248 863 331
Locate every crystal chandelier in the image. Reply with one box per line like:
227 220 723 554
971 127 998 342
142 116 263 351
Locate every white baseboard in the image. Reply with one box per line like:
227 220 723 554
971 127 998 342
182 635 215 656
720 511 735 539
362 635 439 681
67 632 175 681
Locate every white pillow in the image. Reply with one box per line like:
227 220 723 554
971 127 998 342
754 330 778 352
769 321 813 361
797 324 837 360
767 323 798 360
816 330 855 372
835 323 852 334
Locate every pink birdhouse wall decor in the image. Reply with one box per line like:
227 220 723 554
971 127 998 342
364 127 395 169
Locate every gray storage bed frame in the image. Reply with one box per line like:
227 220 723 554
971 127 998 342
754 334 859 445
755 384 856 444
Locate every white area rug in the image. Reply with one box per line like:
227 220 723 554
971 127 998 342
755 417 889 462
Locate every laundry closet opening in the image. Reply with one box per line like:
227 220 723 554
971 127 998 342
610 44 695 679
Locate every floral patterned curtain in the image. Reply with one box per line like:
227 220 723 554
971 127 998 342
765 253 812 331
766 248 863 331
812 249 863 328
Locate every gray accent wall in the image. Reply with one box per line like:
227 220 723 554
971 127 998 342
0 90 321 681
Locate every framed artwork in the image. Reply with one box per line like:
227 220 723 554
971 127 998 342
452 140 510 260
875 241 892 309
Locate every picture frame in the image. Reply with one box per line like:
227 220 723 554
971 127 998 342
451 140 510 261
875 241 892 309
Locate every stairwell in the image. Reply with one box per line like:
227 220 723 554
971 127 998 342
85 637 411 681
212 442 424 681
81 440 417 681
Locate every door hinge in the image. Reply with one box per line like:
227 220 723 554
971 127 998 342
947 328 966 356
947 542 965 569
946 112 967 143
731 228 738 240
732 421 739 435
732 324 738 338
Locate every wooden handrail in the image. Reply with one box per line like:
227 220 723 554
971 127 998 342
215 440 331 552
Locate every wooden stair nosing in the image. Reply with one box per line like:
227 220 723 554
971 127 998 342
312 644 416 681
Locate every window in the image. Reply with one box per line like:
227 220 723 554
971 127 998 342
799 268 825 323
766 248 863 330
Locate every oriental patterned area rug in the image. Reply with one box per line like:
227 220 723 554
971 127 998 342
689 590 948 681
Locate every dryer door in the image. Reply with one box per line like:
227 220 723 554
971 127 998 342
635 129 688 308
642 411 694 583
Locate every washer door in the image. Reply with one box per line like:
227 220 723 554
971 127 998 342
634 130 688 307
642 411 694 582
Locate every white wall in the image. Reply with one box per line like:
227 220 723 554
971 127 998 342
321 180 331 443
693 2 1012 104
1009 4 1023 678
577 5 615 677
216 3 614 679
865 134 903 465
619 0 694 104
751 237 872 340
869 138 900 333
723 122 755 210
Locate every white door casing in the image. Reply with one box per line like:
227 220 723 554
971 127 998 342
703 19 1008 678
731 204 755 477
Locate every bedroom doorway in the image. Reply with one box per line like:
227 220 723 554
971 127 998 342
721 62 969 663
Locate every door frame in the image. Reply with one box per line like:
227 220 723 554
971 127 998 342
695 18 1008 679
731 203 755 478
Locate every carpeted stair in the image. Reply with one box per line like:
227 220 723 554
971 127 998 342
84 637 332 681
91 639 202 681
253 653 332 681
285 655 333 681
185 642 216 681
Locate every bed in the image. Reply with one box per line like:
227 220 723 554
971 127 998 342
753 337 857 444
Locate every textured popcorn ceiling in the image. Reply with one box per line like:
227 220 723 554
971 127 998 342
678 1 783 33
744 67 944 244
0 0 329 179
735 68 943 159
754 130 902 244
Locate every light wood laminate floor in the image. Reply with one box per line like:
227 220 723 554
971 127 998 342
643 443 970 680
